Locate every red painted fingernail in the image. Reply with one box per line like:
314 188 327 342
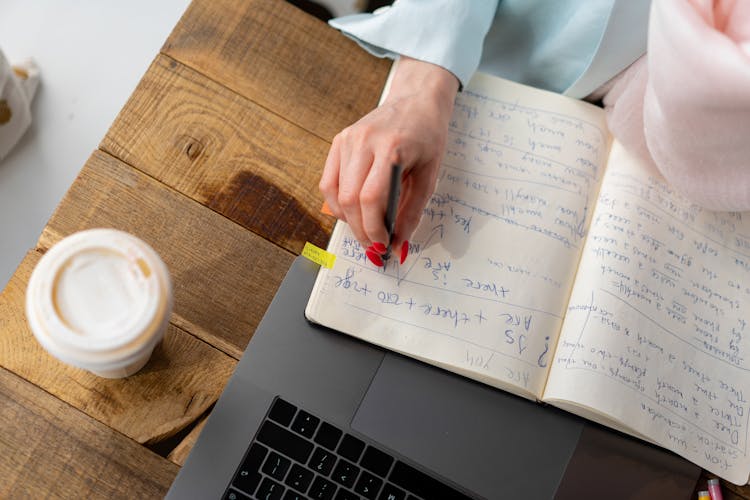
366 249 384 267
371 242 387 254
400 240 409 265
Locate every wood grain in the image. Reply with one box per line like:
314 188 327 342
100 54 335 255
38 150 295 358
0 0 389 495
0 366 178 499
162 0 391 142
0 249 236 445
167 415 208 466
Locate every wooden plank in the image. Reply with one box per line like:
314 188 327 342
0 366 178 498
101 54 335 254
168 415 208 466
161 0 390 142
38 150 295 357
0 249 236 445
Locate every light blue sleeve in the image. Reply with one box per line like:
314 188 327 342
328 0 500 88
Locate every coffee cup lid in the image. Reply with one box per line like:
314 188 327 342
26 229 172 367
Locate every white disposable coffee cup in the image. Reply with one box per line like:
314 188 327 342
26 229 173 378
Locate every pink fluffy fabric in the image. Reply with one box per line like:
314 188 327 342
600 0 750 211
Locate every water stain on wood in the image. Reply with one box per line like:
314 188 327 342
207 171 330 252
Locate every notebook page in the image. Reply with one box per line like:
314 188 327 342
544 142 750 484
307 73 609 399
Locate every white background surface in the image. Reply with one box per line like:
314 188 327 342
0 1 192 289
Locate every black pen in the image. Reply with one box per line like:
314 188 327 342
382 164 403 263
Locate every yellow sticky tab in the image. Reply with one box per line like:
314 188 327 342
302 242 336 269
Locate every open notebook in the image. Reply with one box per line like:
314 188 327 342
306 71 750 485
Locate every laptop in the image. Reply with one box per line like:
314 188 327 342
166 257 700 499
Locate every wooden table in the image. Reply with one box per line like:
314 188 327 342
0 1 387 496
0 1 745 498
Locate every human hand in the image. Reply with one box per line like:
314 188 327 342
319 56 459 265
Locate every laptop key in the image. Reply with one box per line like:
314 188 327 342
309 446 337 476
262 451 292 481
291 409 320 438
309 476 338 500
256 421 314 464
231 443 266 494
223 488 251 500
315 421 343 451
334 489 360 500
331 458 359 489
389 461 472 500
241 442 267 470
231 470 261 497
360 446 394 477
269 398 297 427
285 463 314 493
354 471 383 500
337 434 365 463
378 483 406 500
257 477 285 500
283 490 306 500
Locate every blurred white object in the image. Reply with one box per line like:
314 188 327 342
26 229 173 378
0 51 38 161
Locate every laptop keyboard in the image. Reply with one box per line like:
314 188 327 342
223 397 473 500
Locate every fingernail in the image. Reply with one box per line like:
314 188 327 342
371 242 387 254
400 240 409 265
366 249 384 267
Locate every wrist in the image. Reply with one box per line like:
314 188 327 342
386 56 459 116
